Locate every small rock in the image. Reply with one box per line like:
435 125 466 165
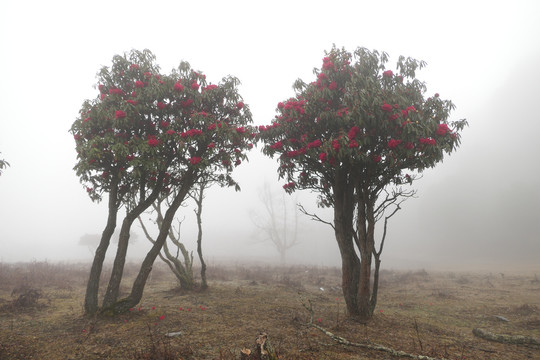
165 331 183 337
493 315 509 322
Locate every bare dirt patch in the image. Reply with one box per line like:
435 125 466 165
0 262 539 359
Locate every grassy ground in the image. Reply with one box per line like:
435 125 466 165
0 261 539 359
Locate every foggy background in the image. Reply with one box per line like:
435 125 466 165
0 0 539 271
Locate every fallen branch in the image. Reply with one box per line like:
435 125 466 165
302 299 446 360
472 328 540 346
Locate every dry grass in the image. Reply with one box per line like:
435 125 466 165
0 262 539 359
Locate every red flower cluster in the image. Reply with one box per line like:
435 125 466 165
404 142 414 150
349 139 359 148
191 82 199 90
283 181 295 190
235 127 246 134
109 88 123 95
332 139 340 151
328 81 338 90
383 70 393 78
180 99 193 108
372 155 382 163
387 139 402 149
348 126 361 139
236 101 244 109
190 157 201 165
202 84 218 91
148 136 160 147
319 152 327 162
166 129 176 135
419 137 436 145
115 110 126 119
280 99 305 114
174 82 183 91
307 139 322 149
180 129 203 138
381 103 393 112
322 56 334 70
436 123 450 136
134 81 144 88
157 102 166 109
270 141 283 150
402 106 416 118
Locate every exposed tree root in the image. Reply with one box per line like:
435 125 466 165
472 328 540 346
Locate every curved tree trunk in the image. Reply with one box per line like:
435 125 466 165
104 173 194 314
84 177 119 316
102 173 166 309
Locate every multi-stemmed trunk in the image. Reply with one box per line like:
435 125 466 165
101 176 165 310
84 177 119 316
103 172 195 314
333 170 380 321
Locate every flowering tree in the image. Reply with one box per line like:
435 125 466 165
258 47 467 320
71 50 254 315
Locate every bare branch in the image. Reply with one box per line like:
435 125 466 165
298 203 334 230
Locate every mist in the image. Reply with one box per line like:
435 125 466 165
0 1 539 273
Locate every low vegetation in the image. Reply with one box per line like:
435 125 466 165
0 261 538 359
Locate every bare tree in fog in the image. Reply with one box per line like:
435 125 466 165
0 152 9 176
251 183 301 264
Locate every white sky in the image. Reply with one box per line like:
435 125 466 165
0 0 539 270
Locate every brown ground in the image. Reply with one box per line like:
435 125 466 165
0 261 539 359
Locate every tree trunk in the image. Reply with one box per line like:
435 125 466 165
333 169 361 318
105 173 194 314
84 178 119 316
195 188 207 290
102 175 165 309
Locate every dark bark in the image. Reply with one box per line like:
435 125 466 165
101 173 166 309
333 169 361 318
84 177 119 316
104 172 194 314
194 183 207 290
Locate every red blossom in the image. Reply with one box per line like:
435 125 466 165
191 82 199 90
387 139 402 149
236 101 244 109
328 81 338 90
134 80 144 88
383 70 393 78
307 139 322 149
319 152 327 162
109 88 123 95
419 137 436 145
126 100 138 106
166 129 176 135
381 104 393 112
332 139 340 151
180 99 193 108
207 142 215 148
404 142 414 149
373 155 382 163
208 123 216 130
436 123 450 136
180 129 203 138
349 139 359 148
348 126 361 139
129 64 139 70
157 102 166 109
235 127 246 134
190 157 201 165
174 82 183 91
115 110 126 119
148 136 160 147
270 141 283 150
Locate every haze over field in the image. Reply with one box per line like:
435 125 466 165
0 0 539 271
